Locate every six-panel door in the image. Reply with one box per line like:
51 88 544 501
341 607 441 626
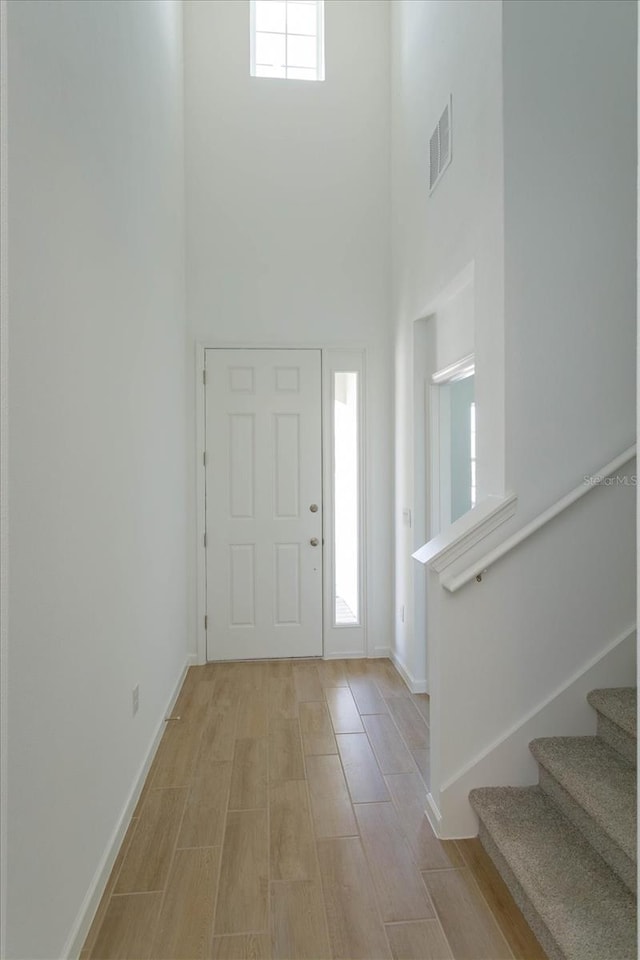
205 349 323 660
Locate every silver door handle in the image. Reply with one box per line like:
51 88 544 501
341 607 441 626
310 538 319 547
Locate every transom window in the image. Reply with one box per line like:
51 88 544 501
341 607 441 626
250 0 325 82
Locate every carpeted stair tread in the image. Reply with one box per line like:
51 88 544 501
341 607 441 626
470 785 637 960
587 688 637 740
530 736 636 864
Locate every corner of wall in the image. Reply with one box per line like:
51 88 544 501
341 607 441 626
0 0 8 953
62 657 192 960
436 626 636 837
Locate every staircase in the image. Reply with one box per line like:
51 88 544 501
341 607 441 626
470 687 637 960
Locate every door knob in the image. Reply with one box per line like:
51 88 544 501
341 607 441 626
309 504 318 513
310 537 319 547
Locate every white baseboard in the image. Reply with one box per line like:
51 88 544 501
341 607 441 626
62 656 193 960
370 646 390 659
323 651 366 660
424 791 443 837
435 626 636 838
391 650 428 694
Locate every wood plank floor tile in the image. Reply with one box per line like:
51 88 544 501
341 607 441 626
317 837 392 959
236 688 268 740
81 819 139 959
348 676 389 715
456 838 547 959
90 893 162 960
265 660 294 678
211 934 272 959
336 733 390 802
385 697 428 749
363 714 416 774
178 761 232 849
325 686 364 734
316 659 349 688
173 674 215 725
215 809 269 936
269 780 316 881
211 665 246 701
269 718 305 782
229 738 268 810
345 659 371 680
411 748 430 786
268 678 298 720
115 788 187 893
271 881 331 960
151 719 202 789
368 661 411 698
236 661 266 693
85 662 539 960
198 697 239 764
153 847 220 959
305 754 358 838
412 693 430 724
385 920 452 960
299 701 337 756
132 768 154 819
354 802 434 922
384 773 463 871
422 868 512 960
292 661 324 702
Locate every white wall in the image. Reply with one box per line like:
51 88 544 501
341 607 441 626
429 467 636 834
391 0 505 687
6 1 188 955
184 0 392 658
391 0 636 834
503 0 637 516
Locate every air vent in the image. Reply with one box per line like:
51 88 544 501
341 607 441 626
429 97 452 194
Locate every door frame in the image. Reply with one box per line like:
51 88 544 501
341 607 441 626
195 341 368 665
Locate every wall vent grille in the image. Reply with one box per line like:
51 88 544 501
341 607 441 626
429 97 452 194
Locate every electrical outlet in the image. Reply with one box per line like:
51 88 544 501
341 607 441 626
132 684 139 716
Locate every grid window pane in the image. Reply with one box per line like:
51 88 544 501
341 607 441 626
286 1 317 35
251 0 323 81
255 0 286 33
255 31 286 69
287 34 317 69
255 63 287 78
286 66 317 81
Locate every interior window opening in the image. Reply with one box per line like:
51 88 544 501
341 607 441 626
251 0 325 82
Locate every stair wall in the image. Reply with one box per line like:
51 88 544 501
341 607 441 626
430 627 636 838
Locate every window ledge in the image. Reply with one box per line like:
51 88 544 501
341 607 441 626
412 494 517 574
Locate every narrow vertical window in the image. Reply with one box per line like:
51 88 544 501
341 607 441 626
470 401 477 507
250 0 325 81
334 372 359 625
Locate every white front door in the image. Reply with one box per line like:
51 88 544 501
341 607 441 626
205 348 323 660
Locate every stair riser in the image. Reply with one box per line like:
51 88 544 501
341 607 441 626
597 714 637 767
537 766 636 894
476 821 564 960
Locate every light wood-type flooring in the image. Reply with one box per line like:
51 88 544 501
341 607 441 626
82 658 547 960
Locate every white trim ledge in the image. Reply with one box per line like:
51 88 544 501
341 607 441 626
62 655 195 960
431 353 475 385
412 494 517 574
442 445 636 593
